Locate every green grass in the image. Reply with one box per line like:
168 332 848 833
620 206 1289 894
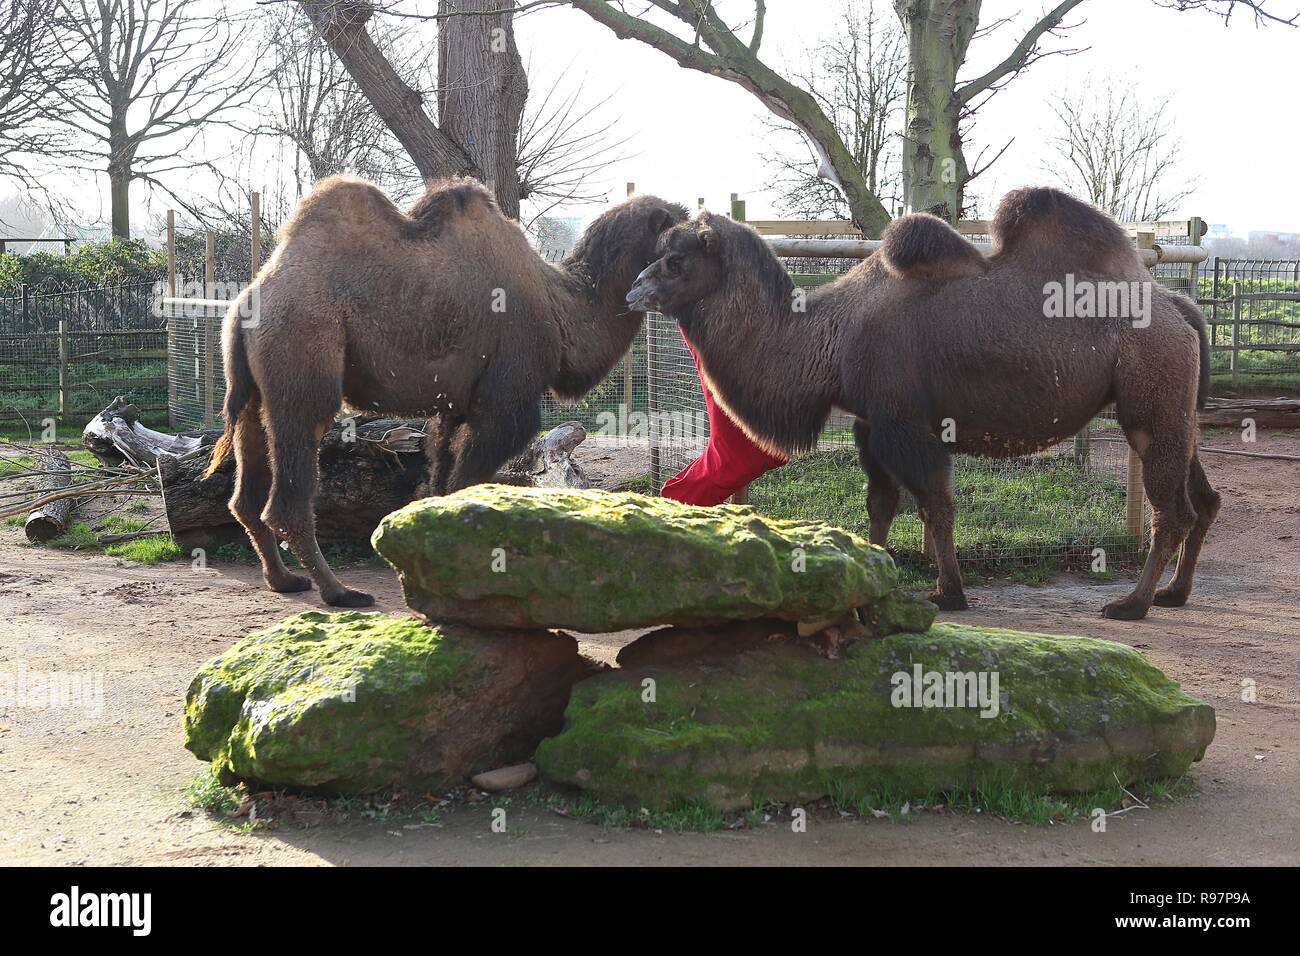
183 766 242 816
749 448 1137 575
105 534 181 563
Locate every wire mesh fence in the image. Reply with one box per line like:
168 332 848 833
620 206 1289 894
1203 259 1300 382
0 281 167 436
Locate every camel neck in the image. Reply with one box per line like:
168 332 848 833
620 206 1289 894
681 287 840 455
547 258 644 400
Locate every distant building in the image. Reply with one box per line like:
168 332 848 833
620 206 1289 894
1248 230 1300 244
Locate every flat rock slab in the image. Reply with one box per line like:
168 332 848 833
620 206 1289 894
536 622 1216 812
183 611 591 793
372 484 896 631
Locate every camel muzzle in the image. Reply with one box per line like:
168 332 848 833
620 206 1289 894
625 265 660 312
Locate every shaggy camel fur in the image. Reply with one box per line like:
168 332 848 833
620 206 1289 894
206 176 685 607
626 187 1219 621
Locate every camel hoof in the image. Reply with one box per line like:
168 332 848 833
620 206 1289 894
1153 587 1189 608
325 588 375 608
1101 597 1150 620
927 591 969 611
268 574 312 594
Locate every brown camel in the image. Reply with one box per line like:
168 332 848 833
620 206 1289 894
205 176 686 607
625 187 1219 621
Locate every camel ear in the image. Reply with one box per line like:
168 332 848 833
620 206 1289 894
649 207 675 235
698 224 718 253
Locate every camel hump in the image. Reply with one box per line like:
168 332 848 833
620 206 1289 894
405 178 497 235
879 213 986 281
991 187 1135 270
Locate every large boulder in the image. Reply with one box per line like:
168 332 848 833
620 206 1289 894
371 485 897 631
535 622 1216 811
183 611 592 792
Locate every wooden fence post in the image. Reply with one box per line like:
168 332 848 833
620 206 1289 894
166 210 177 429
203 229 216 428
250 191 261 278
1230 279 1242 383
57 316 68 421
1187 217 1204 298
622 182 635 437
647 319 659 490
1125 231 1156 542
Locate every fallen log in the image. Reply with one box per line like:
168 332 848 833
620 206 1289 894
1199 398 1300 429
24 449 77 543
82 398 592 549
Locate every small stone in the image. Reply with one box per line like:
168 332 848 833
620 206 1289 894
471 763 538 792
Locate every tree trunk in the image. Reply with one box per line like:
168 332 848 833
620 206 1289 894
437 0 528 218
108 120 132 238
895 0 977 222
299 0 479 184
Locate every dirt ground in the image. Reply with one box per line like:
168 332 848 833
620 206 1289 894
0 433 1296 867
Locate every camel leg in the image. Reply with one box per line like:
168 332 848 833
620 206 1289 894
911 475 967 611
864 414 966 609
228 402 310 594
853 421 900 549
1102 432 1197 620
1154 453 1221 607
416 415 457 498
446 398 540 492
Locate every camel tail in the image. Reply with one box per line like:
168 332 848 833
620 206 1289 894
203 311 255 478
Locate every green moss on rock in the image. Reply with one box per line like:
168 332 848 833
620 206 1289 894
183 611 590 792
371 484 896 631
535 623 1216 811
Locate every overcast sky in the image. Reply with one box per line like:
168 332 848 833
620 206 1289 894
516 0 1299 234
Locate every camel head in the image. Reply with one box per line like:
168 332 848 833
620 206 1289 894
626 211 790 320
566 194 688 305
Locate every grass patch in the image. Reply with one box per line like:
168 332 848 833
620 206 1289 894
183 766 242 816
749 448 1139 577
105 534 181 563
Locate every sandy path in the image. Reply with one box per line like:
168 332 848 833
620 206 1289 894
0 434 1296 866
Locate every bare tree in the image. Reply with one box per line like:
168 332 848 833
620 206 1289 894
1155 0 1298 25
761 0 906 220
261 3 428 200
1044 78 1196 223
45 0 264 237
516 63 631 223
0 0 68 191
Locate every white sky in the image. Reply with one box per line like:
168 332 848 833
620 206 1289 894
7 0 1297 237
516 0 1300 234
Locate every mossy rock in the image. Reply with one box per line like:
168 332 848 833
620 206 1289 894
183 611 591 792
535 622 1216 811
372 484 896 631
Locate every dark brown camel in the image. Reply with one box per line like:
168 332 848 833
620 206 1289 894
625 187 1219 621
205 176 685 607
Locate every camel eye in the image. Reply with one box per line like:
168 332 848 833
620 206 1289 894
666 255 683 275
